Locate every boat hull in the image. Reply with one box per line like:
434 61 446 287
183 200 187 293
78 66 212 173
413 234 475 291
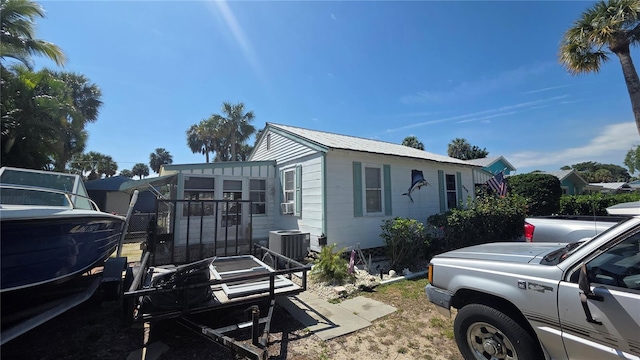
1 214 124 292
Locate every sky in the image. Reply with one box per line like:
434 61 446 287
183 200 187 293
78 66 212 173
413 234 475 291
31 0 640 175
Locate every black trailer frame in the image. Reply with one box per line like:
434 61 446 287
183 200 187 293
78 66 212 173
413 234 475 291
123 244 310 360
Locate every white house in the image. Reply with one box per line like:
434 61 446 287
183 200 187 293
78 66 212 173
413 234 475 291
134 123 482 255
248 123 481 251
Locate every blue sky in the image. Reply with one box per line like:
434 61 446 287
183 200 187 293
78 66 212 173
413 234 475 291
33 0 639 175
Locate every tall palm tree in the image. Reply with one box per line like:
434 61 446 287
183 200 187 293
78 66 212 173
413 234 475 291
447 138 471 159
401 136 424 150
0 0 66 68
149 147 173 173
560 0 640 135
218 102 255 161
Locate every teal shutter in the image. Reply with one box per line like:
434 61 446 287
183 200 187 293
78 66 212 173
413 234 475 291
456 172 462 207
353 162 363 217
295 165 302 216
383 164 392 216
438 170 445 212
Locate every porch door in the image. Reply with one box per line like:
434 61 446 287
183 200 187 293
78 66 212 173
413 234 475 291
217 179 245 239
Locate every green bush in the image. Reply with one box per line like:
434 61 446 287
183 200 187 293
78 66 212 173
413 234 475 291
380 217 429 271
311 244 352 284
508 173 562 215
559 192 640 215
427 195 527 251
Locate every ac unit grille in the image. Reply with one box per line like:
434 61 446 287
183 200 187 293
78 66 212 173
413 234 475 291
268 230 310 261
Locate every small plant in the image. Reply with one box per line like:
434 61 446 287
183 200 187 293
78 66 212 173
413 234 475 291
311 243 352 284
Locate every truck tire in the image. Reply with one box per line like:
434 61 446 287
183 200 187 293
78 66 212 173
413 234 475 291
454 304 542 360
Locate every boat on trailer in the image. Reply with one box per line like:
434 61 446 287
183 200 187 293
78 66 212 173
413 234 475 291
0 167 127 343
0 166 125 292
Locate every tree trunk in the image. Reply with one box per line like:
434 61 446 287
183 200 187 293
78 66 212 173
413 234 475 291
616 48 640 136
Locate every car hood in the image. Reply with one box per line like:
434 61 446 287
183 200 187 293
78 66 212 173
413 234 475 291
433 242 565 264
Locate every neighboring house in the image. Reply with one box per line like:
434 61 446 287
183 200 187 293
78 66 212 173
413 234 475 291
248 123 481 251
588 182 633 194
85 176 156 214
466 156 516 185
539 170 589 195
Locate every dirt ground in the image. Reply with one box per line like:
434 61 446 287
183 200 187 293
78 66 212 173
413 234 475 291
1 278 462 360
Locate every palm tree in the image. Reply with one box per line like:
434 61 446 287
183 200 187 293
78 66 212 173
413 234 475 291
560 0 640 135
131 163 149 179
447 138 488 160
401 136 424 150
149 147 173 173
0 0 66 68
186 117 223 163
218 102 256 161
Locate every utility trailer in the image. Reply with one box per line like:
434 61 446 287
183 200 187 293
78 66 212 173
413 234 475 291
123 198 311 360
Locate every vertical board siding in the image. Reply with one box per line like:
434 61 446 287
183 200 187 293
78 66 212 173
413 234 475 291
438 170 445 213
352 162 363 217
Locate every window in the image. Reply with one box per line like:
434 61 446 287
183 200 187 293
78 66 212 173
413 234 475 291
284 170 295 203
183 176 215 216
221 180 242 227
585 232 640 290
561 186 569 195
365 166 382 213
446 174 457 209
250 179 266 215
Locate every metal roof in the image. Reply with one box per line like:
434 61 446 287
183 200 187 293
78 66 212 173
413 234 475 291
268 123 477 167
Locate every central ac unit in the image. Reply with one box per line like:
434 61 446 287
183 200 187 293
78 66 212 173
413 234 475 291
268 230 310 261
280 202 294 215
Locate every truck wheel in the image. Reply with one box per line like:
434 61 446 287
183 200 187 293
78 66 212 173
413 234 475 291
454 304 542 360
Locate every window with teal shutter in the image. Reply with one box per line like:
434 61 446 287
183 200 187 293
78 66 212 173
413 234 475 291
383 164 392 215
353 162 363 217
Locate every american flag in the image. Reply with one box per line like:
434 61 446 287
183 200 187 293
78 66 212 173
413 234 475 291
487 171 507 197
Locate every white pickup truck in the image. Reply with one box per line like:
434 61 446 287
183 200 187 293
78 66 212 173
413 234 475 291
522 215 625 242
426 216 640 360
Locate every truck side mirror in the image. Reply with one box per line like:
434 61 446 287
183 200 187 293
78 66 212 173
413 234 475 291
578 264 603 325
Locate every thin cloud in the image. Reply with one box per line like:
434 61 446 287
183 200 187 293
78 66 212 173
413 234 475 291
331 13 337 20
205 1 263 80
401 62 554 104
386 95 568 133
523 84 572 95
509 122 638 170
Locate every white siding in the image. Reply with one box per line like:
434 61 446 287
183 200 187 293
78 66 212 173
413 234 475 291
324 150 475 250
274 154 324 246
251 131 317 163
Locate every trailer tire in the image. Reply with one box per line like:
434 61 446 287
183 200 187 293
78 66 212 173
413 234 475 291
454 304 541 360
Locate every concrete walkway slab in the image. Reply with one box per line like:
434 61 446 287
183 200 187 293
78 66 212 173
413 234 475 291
126 341 169 360
277 291 396 341
339 297 397 322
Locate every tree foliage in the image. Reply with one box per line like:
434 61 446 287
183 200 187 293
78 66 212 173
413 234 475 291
567 161 630 182
131 163 149 179
447 138 488 160
149 147 173 173
508 173 562 215
624 145 640 175
401 136 424 150
0 0 66 68
560 0 640 135
119 169 134 178
69 151 117 180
